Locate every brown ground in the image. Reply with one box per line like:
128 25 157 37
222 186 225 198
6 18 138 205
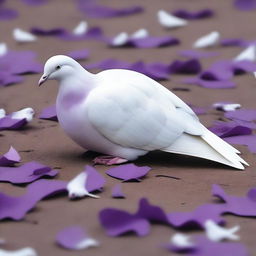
0 0 256 255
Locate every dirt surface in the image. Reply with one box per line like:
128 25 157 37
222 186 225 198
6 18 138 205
0 0 256 255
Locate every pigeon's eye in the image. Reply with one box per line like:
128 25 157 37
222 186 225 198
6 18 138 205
55 65 61 70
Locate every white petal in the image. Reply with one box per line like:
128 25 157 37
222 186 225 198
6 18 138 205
11 108 35 122
193 31 220 48
157 10 187 29
67 172 99 199
170 233 194 247
0 42 8 57
234 45 256 62
13 28 37 43
254 72 256 78
0 108 6 119
0 247 37 256
73 21 88 35
130 28 149 39
204 220 240 242
76 238 99 250
112 32 129 46
213 103 241 112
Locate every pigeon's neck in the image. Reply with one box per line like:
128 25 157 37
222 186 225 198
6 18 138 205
57 70 95 111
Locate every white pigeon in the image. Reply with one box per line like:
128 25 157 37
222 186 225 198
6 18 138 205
39 55 248 169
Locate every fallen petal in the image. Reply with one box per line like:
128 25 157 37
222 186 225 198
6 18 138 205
193 31 220 48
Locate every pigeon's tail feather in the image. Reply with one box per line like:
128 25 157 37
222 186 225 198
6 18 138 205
162 129 248 170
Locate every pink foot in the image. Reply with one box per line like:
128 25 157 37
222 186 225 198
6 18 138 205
93 155 128 166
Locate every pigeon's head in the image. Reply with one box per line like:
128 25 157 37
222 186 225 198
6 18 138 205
39 55 81 86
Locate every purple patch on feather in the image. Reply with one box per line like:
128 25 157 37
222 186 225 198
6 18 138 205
39 105 58 121
106 164 151 182
0 146 20 166
0 161 58 184
0 179 67 220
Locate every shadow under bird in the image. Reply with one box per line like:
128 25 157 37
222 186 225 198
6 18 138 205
38 55 248 169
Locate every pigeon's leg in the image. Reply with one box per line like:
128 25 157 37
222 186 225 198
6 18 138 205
93 155 128 166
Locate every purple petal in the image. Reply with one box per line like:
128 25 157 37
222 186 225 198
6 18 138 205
111 184 125 198
166 235 249 256
85 59 130 70
234 0 256 11
67 49 90 61
168 204 225 228
224 134 256 153
173 9 214 19
0 179 67 220
0 161 58 184
85 165 106 193
220 38 247 47
135 198 171 224
178 49 220 59
209 121 252 138
183 77 236 89
190 105 209 115
225 109 256 121
106 163 151 182
212 184 256 216
0 116 27 131
0 146 20 166
30 27 66 36
131 36 180 48
99 208 150 236
39 104 58 121
58 27 104 41
0 8 18 20
56 226 99 250
77 0 143 18
0 50 42 74
168 59 201 74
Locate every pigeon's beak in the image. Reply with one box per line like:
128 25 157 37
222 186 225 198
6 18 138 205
38 74 48 86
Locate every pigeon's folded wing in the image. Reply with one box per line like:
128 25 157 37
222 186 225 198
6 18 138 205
86 70 204 151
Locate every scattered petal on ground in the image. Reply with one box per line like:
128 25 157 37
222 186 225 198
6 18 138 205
157 10 187 29
0 161 58 184
0 146 20 166
173 9 214 20
38 105 58 121
106 164 151 182
99 208 150 237
178 49 220 59
56 226 99 250
224 135 256 153
111 184 125 198
77 0 144 18
0 179 67 220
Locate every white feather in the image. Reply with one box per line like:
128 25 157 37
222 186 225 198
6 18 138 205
0 42 7 57
13 28 37 43
73 21 88 35
234 45 256 62
193 31 220 48
157 10 187 28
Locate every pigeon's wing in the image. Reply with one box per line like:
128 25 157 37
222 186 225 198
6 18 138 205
85 69 204 151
